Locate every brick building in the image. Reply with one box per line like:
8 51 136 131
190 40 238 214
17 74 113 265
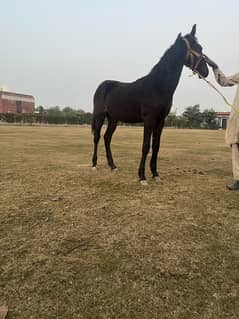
0 91 35 113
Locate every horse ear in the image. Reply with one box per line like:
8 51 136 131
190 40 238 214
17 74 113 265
190 24 196 37
176 33 182 42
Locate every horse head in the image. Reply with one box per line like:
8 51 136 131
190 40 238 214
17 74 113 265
180 24 209 78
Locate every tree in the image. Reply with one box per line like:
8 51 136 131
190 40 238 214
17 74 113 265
47 106 61 114
201 108 219 129
166 112 177 127
62 106 74 113
175 115 188 128
35 105 45 114
183 104 202 128
76 109 86 114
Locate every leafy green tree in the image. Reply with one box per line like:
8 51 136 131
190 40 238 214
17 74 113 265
80 112 92 124
76 109 86 114
36 105 45 114
62 106 74 113
166 112 177 127
201 108 219 129
47 106 61 114
183 104 202 128
175 115 188 128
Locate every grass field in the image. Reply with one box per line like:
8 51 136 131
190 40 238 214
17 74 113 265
0 125 239 319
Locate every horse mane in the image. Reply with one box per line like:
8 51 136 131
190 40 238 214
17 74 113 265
149 39 184 76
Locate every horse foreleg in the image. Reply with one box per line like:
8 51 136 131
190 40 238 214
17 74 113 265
104 120 118 170
138 125 153 184
150 119 165 180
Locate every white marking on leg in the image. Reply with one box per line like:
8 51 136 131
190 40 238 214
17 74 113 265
92 166 97 171
140 180 148 186
154 176 161 182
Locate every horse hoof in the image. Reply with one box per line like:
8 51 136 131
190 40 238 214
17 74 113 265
154 176 161 182
92 166 97 171
111 167 118 172
140 180 148 186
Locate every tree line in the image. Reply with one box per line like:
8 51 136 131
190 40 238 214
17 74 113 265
165 105 219 129
0 106 92 125
0 104 220 129
122 105 219 129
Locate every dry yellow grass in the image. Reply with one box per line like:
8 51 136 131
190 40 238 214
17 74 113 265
0 125 238 319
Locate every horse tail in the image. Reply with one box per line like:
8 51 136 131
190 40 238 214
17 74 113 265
91 80 117 134
91 115 97 134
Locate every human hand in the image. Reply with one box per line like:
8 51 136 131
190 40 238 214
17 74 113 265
204 55 218 70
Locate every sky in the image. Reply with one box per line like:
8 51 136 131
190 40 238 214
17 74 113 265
1 0 239 113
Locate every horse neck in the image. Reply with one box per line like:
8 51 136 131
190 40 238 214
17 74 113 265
150 41 186 94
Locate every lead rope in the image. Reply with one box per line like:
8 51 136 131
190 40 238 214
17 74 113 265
191 71 239 116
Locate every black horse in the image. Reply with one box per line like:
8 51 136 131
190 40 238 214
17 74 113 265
91 25 209 185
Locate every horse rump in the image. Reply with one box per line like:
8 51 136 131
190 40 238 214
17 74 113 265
91 80 118 133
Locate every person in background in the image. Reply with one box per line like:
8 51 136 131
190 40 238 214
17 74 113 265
205 56 239 190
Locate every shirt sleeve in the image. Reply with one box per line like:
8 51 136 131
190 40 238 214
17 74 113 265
213 68 239 87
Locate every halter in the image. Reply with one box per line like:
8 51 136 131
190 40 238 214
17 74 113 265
182 37 204 72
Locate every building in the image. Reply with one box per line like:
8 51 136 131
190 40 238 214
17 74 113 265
216 112 230 129
0 90 35 113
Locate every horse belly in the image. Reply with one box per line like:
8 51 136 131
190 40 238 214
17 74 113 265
108 103 142 123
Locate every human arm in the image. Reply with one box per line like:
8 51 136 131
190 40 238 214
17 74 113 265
204 55 239 87
213 68 239 87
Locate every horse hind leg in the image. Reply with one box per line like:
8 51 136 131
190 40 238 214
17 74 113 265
150 120 165 181
92 114 105 169
150 130 161 181
104 119 118 170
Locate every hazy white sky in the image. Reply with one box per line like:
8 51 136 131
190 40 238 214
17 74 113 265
1 0 239 113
